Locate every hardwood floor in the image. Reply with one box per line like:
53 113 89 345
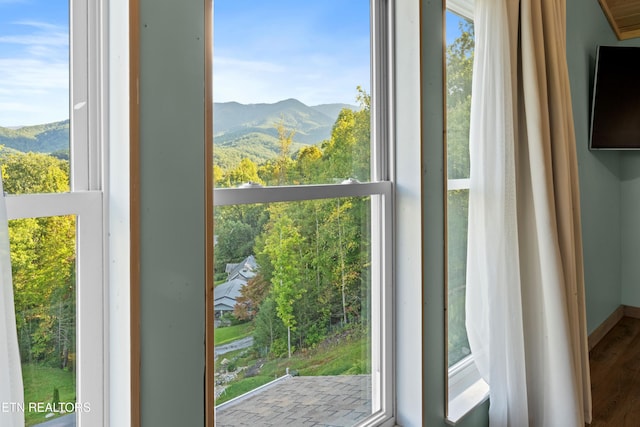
590 316 640 426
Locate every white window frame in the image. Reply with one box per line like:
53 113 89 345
4 0 108 424
445 1 490 424
212 0 395 425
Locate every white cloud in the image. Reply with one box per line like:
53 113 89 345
0 57 69 127
13 20 61 31
0 21 68 48
0 58 67 88
213 52 369 106
0 33 67 47
214 56 285 74
0 19 69 126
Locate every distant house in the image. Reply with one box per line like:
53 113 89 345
214 255 258 317
224 255 258 281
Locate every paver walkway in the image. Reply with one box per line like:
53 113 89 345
216 375 372 426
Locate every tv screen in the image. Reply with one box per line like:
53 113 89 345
590 46 640 150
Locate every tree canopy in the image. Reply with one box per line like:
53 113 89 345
1 148 76 369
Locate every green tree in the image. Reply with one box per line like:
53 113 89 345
214 220 256 276
1 150 69 194
1 151 76 367
446 19 474 180
213 164 225 186
260 205 304 357
274 119 295 185
252 297 286 357
227 157 263 187
295 145 322 184
321 87 370 182
213 203 268 279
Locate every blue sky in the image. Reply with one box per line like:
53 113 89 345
446 10 466 45
214 0 370 106
0 0 69 127
0 1 461 127
0 0 369 126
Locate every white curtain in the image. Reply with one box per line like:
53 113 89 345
0 177 24 427
465 0 592 425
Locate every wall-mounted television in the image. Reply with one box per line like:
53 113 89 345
590 45 640 150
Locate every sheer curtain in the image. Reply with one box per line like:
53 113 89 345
0 177 24 427
465 0 592 425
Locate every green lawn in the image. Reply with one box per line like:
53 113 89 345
22 363 75 427
214 322 253 346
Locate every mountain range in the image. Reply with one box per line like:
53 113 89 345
0 120 70 155
213 98 356 168
0 99 356 167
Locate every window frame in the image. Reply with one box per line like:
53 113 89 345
444 1 490 423
4 0 109 424
210 0 396 425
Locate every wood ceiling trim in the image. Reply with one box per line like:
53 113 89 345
598 0 640 40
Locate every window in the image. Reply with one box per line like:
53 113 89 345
211 1 395 425
445 1 490 423
1 0 107 424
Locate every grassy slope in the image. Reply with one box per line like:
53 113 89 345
215 329 368 405
214 322 254 346
22 364 75 426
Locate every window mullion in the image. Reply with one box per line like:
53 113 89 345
75 194 105 425
5 192 101 220
447 179 470 191
70 0 90 191
213 181 392 206
371 0 392 183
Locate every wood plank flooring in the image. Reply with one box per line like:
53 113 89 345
590 316 640 426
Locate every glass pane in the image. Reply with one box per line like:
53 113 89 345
447 189 470 366
9 215 77 427
213 197 374 425
213 0 371 187
0 0 70 194
446 9 474 367
445 10 473 180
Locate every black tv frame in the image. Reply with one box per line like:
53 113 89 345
589 45 640 150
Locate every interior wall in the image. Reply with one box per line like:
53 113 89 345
616 33 640 305
566 0 624 333
137 0 206 425
621 138 640 306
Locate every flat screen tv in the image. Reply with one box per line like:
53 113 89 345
590 45 640 150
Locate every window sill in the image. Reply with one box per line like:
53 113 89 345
446 356 489 425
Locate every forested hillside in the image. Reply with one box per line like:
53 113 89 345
0 147 75 372
0 90 366 370
214 99 357 168
0 120 69 157
215 88 372 361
